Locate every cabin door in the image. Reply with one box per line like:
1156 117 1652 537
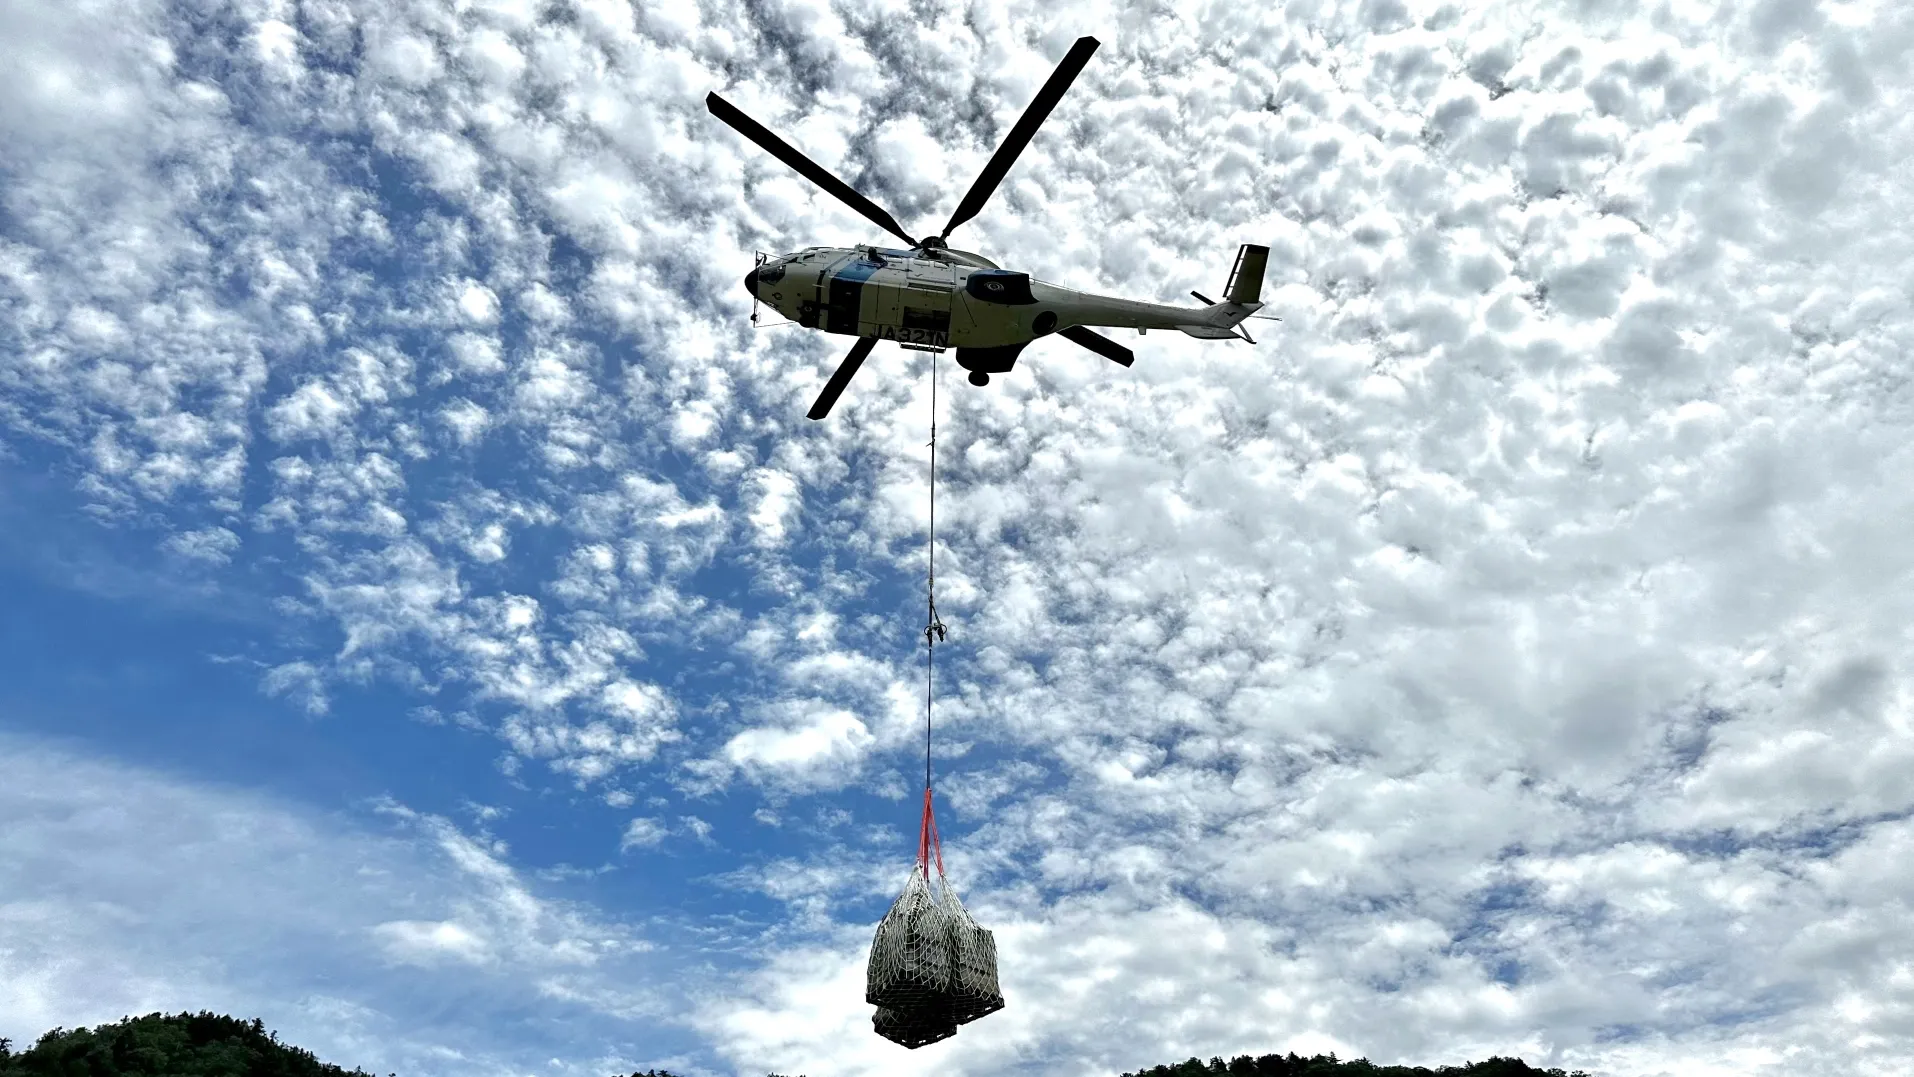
893 259 954 349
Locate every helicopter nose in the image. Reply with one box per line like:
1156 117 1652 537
743 267 760 296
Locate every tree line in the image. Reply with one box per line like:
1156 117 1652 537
0 1012 1593 1077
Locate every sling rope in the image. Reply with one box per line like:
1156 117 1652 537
920 348 948 881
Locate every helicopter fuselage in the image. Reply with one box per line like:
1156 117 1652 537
745 244 1260 383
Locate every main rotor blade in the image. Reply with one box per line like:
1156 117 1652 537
1058 325 1134 367
807 336 879 420
940 36 1100 240
707 92 919 249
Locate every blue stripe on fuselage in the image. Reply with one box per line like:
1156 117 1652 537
834 259 883 284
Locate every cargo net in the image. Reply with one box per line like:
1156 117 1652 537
865 791 1004 1047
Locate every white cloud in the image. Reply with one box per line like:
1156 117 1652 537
9 0 1914 1074
366 27 441 89
440 398 492 445
446 333 506 377
252 19 301 79
373 919 492 967
267 381 355 442
455 280 502 326
162 526 240 564
619 817 667 850
719 701 876 787
459 29 526 88
746 466 801 548
262 660 328 716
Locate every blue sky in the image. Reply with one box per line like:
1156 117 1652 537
6 1 1914 1076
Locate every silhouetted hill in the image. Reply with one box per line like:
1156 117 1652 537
1117 1053 1591 1077
0 1012 1590 1077
0 1012 378 1076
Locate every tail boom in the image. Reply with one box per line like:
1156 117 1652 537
1028 242 1271 340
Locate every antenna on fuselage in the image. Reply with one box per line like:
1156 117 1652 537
749 250 765 327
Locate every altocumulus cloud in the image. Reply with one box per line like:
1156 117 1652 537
3 0 1914 1076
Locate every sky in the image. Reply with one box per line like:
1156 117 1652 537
2 0 1912 1075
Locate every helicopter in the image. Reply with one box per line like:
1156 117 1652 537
708 36 1274 420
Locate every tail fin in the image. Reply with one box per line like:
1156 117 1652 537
1225 243 1269 305
1176 243 1272 340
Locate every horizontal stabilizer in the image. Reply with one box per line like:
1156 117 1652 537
1176 324 1239 339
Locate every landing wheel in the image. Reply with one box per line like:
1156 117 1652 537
967 371 990 387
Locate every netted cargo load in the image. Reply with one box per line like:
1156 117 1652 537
937 878 1005 1027
865 788 1005 1048
866 866 955 1012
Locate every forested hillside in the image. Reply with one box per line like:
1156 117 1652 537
0 1012 376 1076
0 1013 1591 1077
